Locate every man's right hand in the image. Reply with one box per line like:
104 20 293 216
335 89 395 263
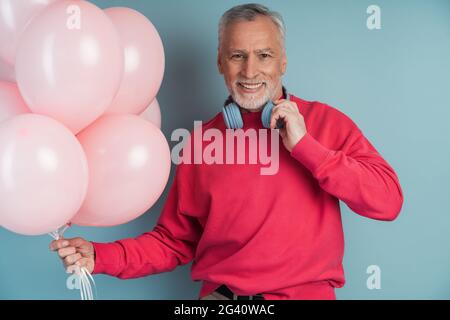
49 237 95 274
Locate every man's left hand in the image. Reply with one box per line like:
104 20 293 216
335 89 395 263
270 99 307 152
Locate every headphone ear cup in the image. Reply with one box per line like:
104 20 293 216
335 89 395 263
222 103 243 129
261 101 274 129
261 92 291 129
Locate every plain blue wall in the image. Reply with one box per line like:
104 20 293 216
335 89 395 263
1 0 450 299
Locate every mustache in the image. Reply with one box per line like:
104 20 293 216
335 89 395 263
235 79 268 85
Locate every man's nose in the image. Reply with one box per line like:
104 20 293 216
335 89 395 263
241 56 259 79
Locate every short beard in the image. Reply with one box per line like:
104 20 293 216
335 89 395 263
228 80 280 112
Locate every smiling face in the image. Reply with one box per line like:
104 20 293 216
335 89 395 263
218 15 287 112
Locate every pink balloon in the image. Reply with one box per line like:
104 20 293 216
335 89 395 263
15 0 124 134
0 58 15 82
0 114 88 236
0 0 57 65
0 81 30 123
72 114 171 227
140 98 161 129
104 7 165 115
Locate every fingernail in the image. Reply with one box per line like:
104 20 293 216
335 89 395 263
62 241 69 247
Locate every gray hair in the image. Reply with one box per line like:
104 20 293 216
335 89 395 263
218 3 286 51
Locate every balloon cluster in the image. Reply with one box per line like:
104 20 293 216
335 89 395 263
0 0 170 235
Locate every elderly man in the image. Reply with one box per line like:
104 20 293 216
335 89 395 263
50 4 403 300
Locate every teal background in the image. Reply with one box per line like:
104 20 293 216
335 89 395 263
1 0 450 299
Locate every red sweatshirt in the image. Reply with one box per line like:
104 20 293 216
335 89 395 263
92 94 403 300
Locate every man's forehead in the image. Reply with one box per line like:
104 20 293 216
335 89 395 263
224 41 280 53
227 47 275 53
221 17 283 51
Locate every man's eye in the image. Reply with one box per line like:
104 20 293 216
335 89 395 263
260 53 271 59
231 54 244 59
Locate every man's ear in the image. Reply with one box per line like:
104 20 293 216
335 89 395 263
217 52 224 74
281 53 287 75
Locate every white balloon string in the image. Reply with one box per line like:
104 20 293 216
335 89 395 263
79 266 95 300
59 223 71 237
48 223 72 240
77 266 85 300
81 270 87 300
82 266 96 300
80 267 88 300
48 231 58 240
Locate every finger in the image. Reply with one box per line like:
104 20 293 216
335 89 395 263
271 114 286 130
274 101 297 112
67 237 86 248
273 98 286 105
273 104 303 120
64 253 82 267
57 247 77 259
69 258 94 274
75 257 92 271
270 108 289 129
270 109 283 129
77 245 90 255
49 239 70 251
272 104 294 116
75 257 88 267
66 264 78 274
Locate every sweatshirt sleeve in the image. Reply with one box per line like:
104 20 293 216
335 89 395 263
91 165 203 279
290 131 404 221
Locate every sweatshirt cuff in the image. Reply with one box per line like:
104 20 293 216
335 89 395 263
91 242 124 276
290 132 332 174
